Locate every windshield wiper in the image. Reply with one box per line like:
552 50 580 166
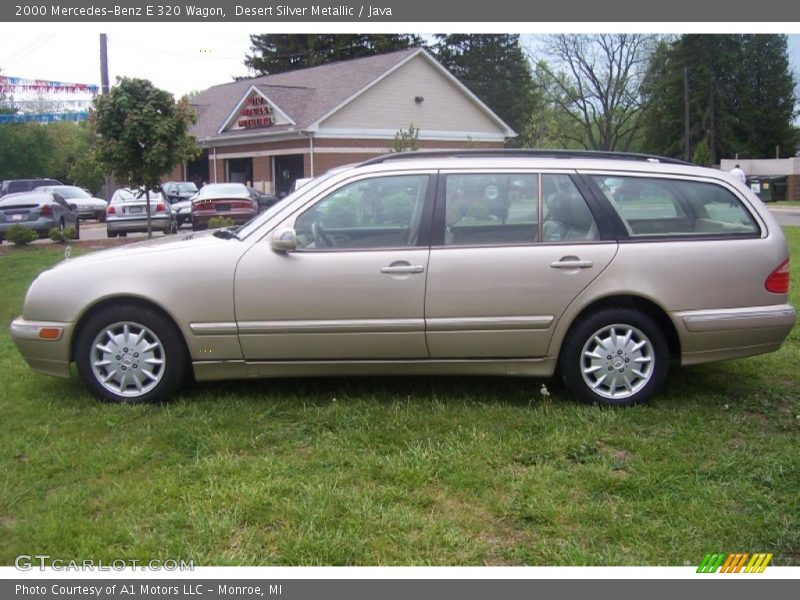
212 227 240 240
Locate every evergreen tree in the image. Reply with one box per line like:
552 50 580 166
641 34 797 162
245 35 423 75
433 34 536 147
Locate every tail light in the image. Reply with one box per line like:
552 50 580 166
193 201 212 212
156 202 165 212
765 259 790 294
107 205 116 215
40 204 53 216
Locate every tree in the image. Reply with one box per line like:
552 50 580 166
391 123 420 152
537 34 657 151
245 34 423 75
92 78 198 237
0 122 50 179
433 35 537 147
640 34 797 162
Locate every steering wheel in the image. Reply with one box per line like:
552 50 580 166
311 221 334 248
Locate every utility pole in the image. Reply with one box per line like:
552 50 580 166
683 66 690 162
99 34 115 201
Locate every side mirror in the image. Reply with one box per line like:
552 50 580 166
68 203 78 211
271 228 297 253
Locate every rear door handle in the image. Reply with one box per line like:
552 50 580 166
550 259 593 269
380 265 425 274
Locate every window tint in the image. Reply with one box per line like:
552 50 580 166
443 173 538 246
295 175 429 249
542 174 599 242
592 175 759 237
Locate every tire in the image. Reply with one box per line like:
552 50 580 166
75 304 188 404
560 308 668 407
73 219 80 240
107 230 117 238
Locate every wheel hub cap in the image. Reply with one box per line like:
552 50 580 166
580 324 654 400
90 321 165 398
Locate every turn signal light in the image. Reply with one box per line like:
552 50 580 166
765 259 790 294
38 328 62 340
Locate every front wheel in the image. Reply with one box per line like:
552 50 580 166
560 309 668 406
75 304 188 404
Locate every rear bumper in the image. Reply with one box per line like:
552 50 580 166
9 317 73 378
107 216 170 233
673 304 796 365
0 217 58 234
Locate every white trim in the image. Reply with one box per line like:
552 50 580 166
309 49 516 138
200 130 307 147
212 147 395 160
316 128 508 142
216 84 297 135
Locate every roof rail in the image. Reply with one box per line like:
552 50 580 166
360 149 693 167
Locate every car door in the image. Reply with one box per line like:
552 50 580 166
234 172 436 361
424 171 618 359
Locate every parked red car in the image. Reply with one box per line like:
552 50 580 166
191 183 258 231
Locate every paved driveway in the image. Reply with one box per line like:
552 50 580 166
768 206 800 227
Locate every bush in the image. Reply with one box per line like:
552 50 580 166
207 216 235 229
49 227 67 243
5 225 38 246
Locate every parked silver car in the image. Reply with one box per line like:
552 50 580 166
0 191 80 242
106 188 176 237
10 151 796 406
34 185 107 221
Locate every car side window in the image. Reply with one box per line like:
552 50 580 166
294 174 429 250
443 173 539 246
591 175 759 237
542 174 599 242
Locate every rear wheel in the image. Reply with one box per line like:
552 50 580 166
73 219 80 240
75 304 188 404
561 308 668 406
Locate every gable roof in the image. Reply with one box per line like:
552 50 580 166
189 48 514 143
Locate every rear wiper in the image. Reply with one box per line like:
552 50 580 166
212 227 240 240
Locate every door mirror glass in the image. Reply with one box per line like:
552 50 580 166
271 228 297 252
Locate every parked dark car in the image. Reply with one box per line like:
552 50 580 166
162 181 199 204
250 188 279 213
0 191 80 242
191 183 258 230
0 178 62 198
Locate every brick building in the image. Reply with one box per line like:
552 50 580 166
171 48 515 195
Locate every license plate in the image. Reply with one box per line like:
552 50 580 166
128 206 143 214
216 204 231 212
11 214 23 221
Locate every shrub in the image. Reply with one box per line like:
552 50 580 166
207 216 235 229
49 227 68 243
5 225 38 246
65 226 77 240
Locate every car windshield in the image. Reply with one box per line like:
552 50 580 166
177 183 198 193
236 171 339 239
50 187 90 199
196 184 248 199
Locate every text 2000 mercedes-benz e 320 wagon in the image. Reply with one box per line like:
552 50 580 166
10 151 796 406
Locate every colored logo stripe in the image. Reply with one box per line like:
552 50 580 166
697 553 772 573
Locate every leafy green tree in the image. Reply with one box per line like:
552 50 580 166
0 122 50 179
245 35 423 75
92 78 198 237
433 35 536 147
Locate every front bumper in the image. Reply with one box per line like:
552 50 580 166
9 317 73 378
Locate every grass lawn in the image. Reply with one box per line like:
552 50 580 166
0 232 798 567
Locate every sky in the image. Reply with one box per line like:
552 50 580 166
0 25 799 99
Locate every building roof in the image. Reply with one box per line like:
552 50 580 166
190 48 419 141
189 48 514 144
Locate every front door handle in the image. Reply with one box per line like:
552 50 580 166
380 265 425 274
550 259 594 269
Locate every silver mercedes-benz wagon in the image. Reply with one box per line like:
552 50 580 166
10 151 796 406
